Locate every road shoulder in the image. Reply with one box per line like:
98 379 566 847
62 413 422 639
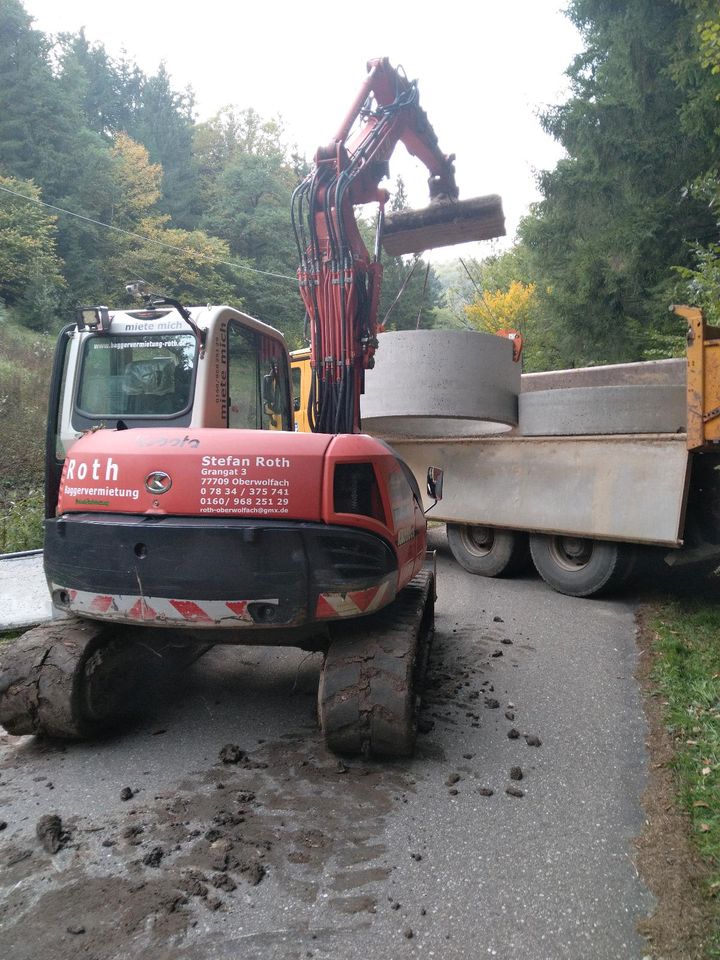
635 602 718 958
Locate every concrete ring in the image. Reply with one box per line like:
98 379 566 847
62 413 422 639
518 384 687 436
361 330 520 438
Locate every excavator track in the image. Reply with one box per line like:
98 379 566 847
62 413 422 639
0 617 213 739
0 617 119 738
317 569 435 758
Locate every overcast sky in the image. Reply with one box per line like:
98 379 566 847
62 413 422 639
22 0 582 257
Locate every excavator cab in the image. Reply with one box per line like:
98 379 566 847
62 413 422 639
46 304 294 520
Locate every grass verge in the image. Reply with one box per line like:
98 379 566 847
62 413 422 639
0 629 23 647
647 599 720 955
0 490 44 553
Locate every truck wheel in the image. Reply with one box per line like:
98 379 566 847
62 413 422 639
318 570 434 758
529 534 635 598
447 524 530 577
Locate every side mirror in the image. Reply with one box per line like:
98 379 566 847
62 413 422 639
427 466 444 502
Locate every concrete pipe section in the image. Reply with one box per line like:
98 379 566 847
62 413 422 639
518 384 687 436
361 330 520 438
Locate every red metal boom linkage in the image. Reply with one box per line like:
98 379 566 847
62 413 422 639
291 58 459 435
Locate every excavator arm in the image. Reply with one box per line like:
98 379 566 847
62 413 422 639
291 58 504 435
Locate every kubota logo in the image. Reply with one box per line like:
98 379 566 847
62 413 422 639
135 435 200 448
145 471 172 494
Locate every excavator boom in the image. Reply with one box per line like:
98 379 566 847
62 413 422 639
292 57 504 435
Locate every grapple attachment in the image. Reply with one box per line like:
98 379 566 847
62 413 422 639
381 194 505 256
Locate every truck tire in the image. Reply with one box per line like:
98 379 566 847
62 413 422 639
318 569 434 758
447 524 530 577
529 534 635 598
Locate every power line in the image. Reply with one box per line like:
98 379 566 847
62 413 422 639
459 256 501 327
0 183 297 285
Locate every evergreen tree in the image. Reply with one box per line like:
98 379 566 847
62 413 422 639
519 0 718 365
0 173 64 328
129 64 198 228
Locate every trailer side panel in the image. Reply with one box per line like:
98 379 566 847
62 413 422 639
392 434 690 547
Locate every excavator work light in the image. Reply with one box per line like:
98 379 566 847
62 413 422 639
76 306 110 332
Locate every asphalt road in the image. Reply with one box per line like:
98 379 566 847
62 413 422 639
0 529 654 959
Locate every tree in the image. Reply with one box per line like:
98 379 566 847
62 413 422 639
128 64 198 228
372 180 442 332
466 281 537 335
56 30 140 139
0 173 64 328
195 108 308 340
107 221 250 308
457 246 557 371
109 133 162 228
98 135 252 309
378 254 442 331
518 0 717 365
674 0 720 322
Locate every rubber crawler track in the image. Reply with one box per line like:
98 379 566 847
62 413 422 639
318 569 435 758
0 618 214 739
0 617 109 738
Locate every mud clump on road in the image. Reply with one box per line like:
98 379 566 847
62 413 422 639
142 846 165 868
1 875 192 960
36 814 67 854
0 603 537 960
211 872 237 892
218 743 246 764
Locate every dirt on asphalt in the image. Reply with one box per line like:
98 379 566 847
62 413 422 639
0 733 410 960
0 597 557 960
1 573 694 959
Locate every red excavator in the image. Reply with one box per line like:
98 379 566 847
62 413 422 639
0 58 504 757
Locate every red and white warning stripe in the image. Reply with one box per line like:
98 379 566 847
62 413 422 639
315 574 396 620
56 585 278 626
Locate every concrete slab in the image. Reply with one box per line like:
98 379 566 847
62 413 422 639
0 552 52 631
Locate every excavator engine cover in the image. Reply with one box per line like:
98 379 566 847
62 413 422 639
382 194 505 256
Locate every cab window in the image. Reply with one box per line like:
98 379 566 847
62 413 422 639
76 333 196 418
227 322 291 430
